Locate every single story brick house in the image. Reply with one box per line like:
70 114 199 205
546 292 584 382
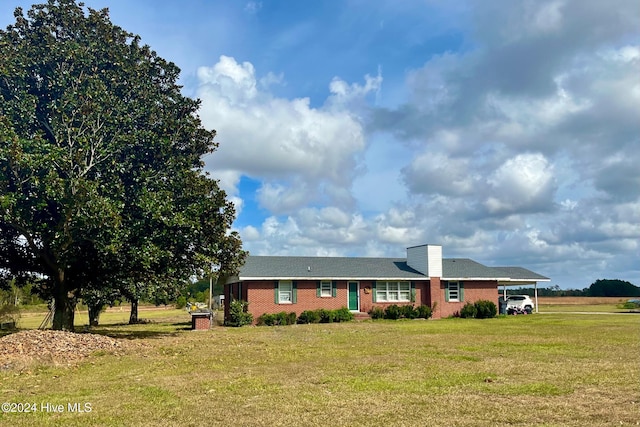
224 244 549 322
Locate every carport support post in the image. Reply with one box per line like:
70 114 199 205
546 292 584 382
534 283 539 313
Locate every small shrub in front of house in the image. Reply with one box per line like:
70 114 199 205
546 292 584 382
460 302 477 318
333 307 354 322
298 310 321 324
287 311 297 325
274 311 289 325
368 307 385 319
265 308 353 326
256 313 271 326
258 311 297 326
384 304 402 320
257 313 276 326
225 300 253 327
400 305 417 319
416 305 433 319
372 304 433 320
474 300 497 319
318 308 335 323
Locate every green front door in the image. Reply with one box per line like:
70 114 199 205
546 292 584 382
348 281 359 311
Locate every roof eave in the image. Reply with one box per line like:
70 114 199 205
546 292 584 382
238 276 430 281
497 278 551 284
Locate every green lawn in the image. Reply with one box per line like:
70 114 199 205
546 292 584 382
1 313 639 426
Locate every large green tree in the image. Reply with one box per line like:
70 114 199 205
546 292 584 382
588 279 640 297
0 0 245 330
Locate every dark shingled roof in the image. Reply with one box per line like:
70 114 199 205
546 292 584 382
491 266 550 281
238 256 426 279
443 259 509 279
236 256 547 281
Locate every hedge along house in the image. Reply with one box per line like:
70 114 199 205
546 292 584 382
224 244 550 322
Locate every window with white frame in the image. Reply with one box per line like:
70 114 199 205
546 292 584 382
279 280 293 303
448 281 460 302
376 281 411 302
320 280 332 297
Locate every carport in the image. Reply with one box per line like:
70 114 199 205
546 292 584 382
493 267 551 313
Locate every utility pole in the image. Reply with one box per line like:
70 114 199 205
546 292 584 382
209 273 213 311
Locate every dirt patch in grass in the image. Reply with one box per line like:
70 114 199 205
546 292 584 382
0 329 142 370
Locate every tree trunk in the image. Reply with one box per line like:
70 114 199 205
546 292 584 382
88 303 104 327
51 269 76 331
129 299 138 324
52 289 76 331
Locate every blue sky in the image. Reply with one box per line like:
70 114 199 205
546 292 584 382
2 0 639 289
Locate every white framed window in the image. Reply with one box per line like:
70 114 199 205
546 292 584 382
320 280 332 297
448 281 460 302
376 281 411 302
279 280 293 303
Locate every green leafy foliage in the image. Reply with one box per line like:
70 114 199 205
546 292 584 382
400 304 418 319
297 310 321 324
332 307 354 322
383 305 402 320
588 279 640 297
225 300 253 327
175 296 187 309
368 307 385 319
257 311 297 326
416 305 433 319
460 302 478 319
370 304 433 320
620 301 640 309
258 308 354 326
0 0 245 330
317 309 335 323
474 300 497 318
459 300 497 319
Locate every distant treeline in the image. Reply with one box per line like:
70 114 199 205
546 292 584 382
508 279 640 297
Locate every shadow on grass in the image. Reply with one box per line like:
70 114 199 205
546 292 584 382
86 321 194 340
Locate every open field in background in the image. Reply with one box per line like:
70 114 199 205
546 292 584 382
536 296 638 313
1 302 639 426
15 306 197 330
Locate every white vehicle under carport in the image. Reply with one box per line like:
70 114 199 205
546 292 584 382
505 295 534 314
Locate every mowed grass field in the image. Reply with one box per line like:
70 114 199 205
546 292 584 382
537 296 638 313
1 305 639 426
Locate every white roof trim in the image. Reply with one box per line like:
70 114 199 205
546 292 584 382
238 276 430 281
498 279 551 284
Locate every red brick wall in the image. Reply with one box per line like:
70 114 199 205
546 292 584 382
225 279 500 322
436 280 499 318
192 315 211 330
427 277 441 318
360 280 429 314
246 280 352 321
